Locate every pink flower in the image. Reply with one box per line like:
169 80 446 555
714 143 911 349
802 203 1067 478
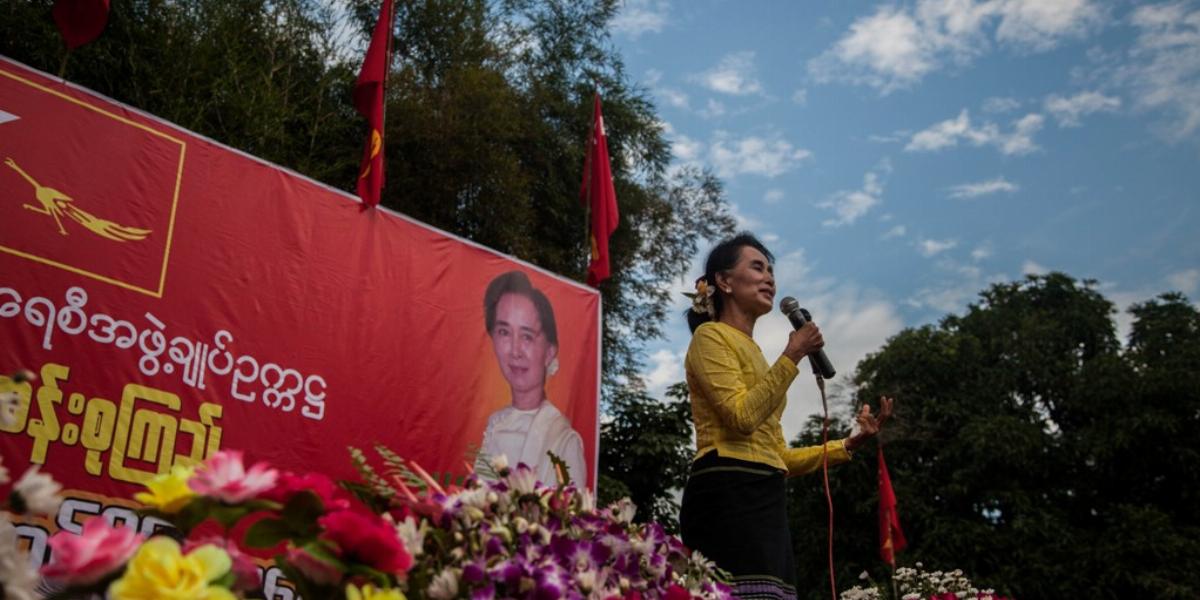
319 509 413 575
184 536 261 591
190 450 279 503
41 518 143 585
263 471 351 511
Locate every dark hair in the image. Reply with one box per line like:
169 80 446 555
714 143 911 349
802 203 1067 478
686 232 775 333
484 271 559 346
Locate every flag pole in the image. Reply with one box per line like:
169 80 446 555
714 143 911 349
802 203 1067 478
583 88 597 277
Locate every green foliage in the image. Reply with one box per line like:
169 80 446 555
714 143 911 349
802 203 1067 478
598 381 694 531
2 0 728 543
0 0 362 186
788 273 1200 599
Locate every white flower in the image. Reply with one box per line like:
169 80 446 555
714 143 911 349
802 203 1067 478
394 516 427 557
489 454 509 473
859 570 869 580
507 464 538 495
608 497 636 524
11 465 62 516
575 570 597 593
427 567 459 600
577 487 596 512
0 520 39 600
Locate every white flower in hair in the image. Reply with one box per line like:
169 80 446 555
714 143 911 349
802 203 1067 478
683 278 716 318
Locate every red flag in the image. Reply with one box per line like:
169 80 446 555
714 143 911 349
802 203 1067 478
580 93 619 288
354 0 393 207
52 0 110 50
879 445 907 566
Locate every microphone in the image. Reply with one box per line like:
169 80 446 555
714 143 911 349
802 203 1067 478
779 297 836 379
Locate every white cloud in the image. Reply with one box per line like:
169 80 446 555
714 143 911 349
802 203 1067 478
764 189 785 204
868 132 907 143
819 164 887 227
644 348 684 397
808 6 933 94
761 232 780 244
611 0 669 38
983 96 1022 113
1168 268 1200 295
907 284 977 314
694 51 765 96
709 131 812 178
1044 90 1121 126
699 98 726 118
905 109 1044 155
1022 259 1049 275
729 202 763 231
947 176 1020 198
752 250 905 439
918 238 958 257
971 243 993 261
792 88 808 105
882 224 907 239
1117 2 1200 141
809 0 1105 93
659 87 690 110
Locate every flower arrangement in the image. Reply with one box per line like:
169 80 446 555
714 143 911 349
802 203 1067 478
840 563 1010 600
7 443 731 600
2 370 64 600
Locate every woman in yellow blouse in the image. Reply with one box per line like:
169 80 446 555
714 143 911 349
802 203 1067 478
679 233 892 600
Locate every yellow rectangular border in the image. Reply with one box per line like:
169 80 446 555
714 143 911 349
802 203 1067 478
0 66 185 299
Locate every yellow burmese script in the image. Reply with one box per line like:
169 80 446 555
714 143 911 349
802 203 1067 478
0 363 223 485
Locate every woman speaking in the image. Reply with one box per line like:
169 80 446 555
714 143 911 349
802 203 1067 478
679 233 892 599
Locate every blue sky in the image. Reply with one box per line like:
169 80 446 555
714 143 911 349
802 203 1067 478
608 0 1200 436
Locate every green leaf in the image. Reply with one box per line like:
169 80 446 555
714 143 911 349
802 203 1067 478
244 517 293 549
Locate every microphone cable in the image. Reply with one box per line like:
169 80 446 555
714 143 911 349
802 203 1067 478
815 374 838 600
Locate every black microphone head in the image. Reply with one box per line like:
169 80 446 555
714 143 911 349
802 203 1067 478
779 296 799 315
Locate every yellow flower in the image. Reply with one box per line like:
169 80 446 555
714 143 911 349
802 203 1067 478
133 465 195 513
347 583 407 600
109 537 234 600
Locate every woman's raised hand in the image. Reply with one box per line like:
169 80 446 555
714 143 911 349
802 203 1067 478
783 322 824 364
845 396 894 451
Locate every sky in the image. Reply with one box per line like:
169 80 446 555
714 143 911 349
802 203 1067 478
608 0 1200 440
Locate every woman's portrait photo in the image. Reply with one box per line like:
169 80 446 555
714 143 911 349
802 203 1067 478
476 270 586 485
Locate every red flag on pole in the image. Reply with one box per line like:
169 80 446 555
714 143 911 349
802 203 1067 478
52 0 110 50
354 0 394 208
580 92 619 288
879 445 907 566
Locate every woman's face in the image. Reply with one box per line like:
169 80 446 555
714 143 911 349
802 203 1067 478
717 245 776 318
490 293 557 395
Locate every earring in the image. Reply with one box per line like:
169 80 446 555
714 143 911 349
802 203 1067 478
547 358 559 376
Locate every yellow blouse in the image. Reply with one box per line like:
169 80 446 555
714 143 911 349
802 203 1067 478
685 321 850 476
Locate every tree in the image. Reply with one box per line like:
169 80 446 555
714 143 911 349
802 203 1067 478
786 274 1200 599
598 382 694 531
2 0 730 507
1 0 363 185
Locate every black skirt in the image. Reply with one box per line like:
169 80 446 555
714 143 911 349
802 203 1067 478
679 452 797 600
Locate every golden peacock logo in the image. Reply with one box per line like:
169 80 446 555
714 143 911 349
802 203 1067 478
5 157 152 242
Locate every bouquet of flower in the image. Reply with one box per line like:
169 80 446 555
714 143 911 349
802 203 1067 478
10 442 731 600
840 563 1010 600
2 370 65 600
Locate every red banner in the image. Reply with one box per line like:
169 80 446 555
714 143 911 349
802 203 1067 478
0 55 600 570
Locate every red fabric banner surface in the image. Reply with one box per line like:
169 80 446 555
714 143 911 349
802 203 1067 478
0 56 600 571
